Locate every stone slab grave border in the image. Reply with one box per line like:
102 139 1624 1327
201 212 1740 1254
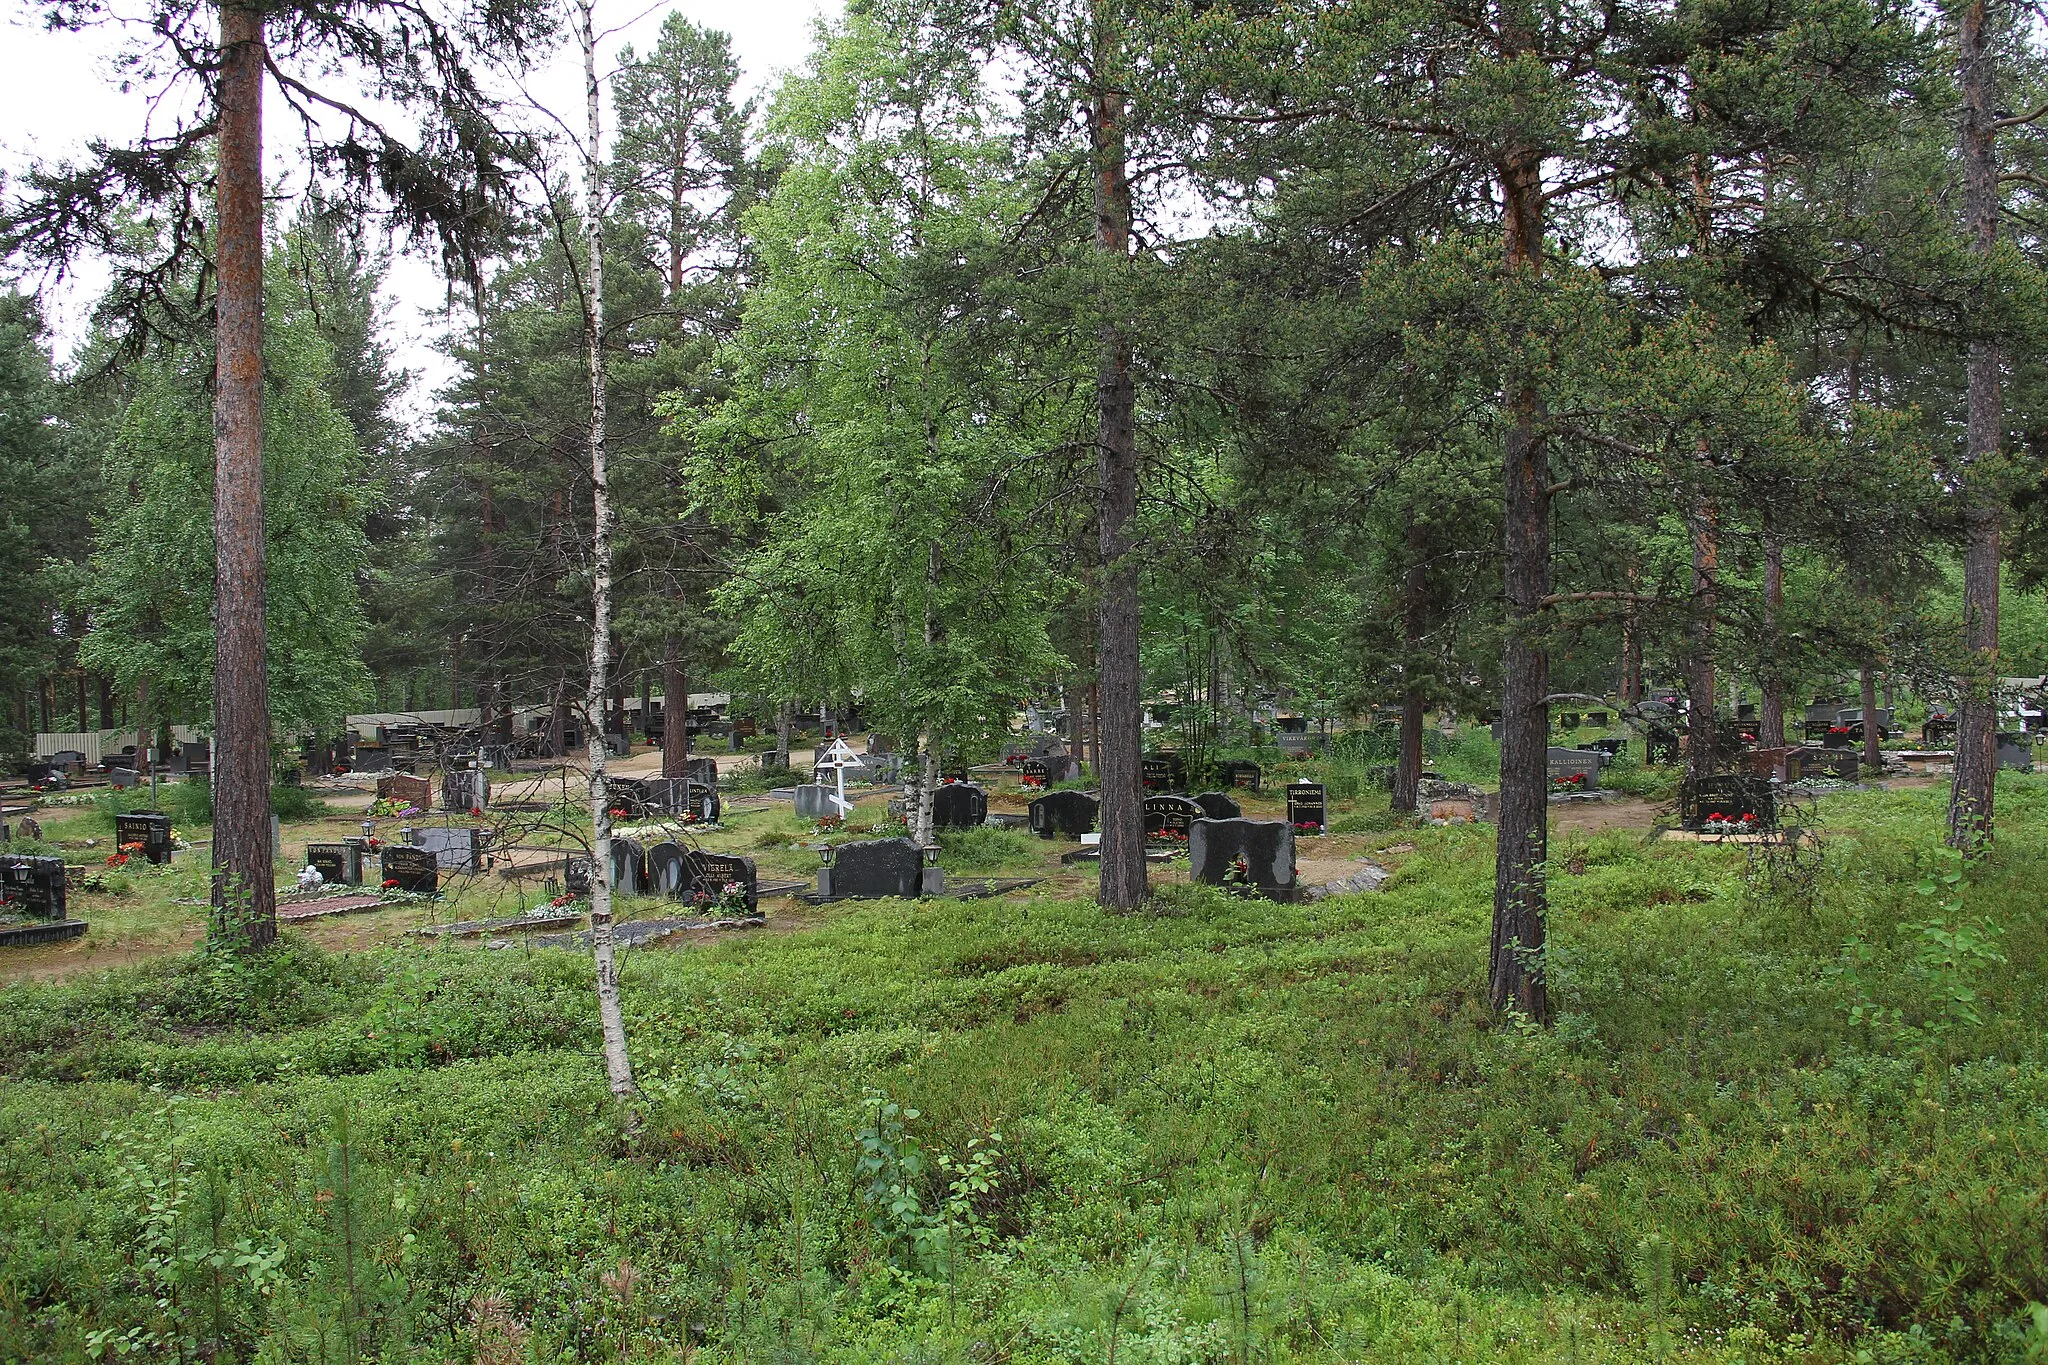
0 918 87 947
518 915 764 951
417 910 586 937
278 892 387 921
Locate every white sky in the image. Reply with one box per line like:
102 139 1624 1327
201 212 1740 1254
0 0 840 422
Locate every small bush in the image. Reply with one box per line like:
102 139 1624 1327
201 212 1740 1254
935 824 1041 871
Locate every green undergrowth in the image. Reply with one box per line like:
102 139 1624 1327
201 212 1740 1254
3 781 2048 1362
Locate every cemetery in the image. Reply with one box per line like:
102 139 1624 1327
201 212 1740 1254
9 0 2048 1355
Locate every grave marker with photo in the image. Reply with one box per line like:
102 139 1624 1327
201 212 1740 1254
305 842 363 886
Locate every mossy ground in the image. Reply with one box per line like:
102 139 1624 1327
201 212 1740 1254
1 750 2044 1362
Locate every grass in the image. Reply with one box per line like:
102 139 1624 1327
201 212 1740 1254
2 768 2046 1361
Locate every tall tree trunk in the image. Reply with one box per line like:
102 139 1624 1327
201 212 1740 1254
774 701 792 769
662 639 688 779
917 747 939 845
1687 493 1719 782
1490 140 1549 1023
449 639 462 717
135 680 150 776
579 0 634 1099
210 0 275 951
1393 518 1429 811
98 675 113 730
1091 42 1146 912
74 673 87 733
1861 662 1882 772
1950 0 2002 851
1619 557 1643 704
1759 531 1786 750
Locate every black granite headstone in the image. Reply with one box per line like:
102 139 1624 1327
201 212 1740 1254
1192 791 1243 821
610 838 647 894
682 756 721 788
1284 781 1327 833
114 812 173 865
821 838 923 899
380 845 438 895
306 842 362 887
0 856 67 918
1679 775 1778 832
933 783 988 829
1143 794 1203 841
565 857 593 897
1141 754 1187 792
1188 819 1297 900
1997 732 2033 771
1029 789 1098 839
1789 747 1857 781
684 849 759 913
1019 758 1050 786
645 840 689 895
1215 760 1262 792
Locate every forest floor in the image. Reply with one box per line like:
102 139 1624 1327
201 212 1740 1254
1 751 2041 1362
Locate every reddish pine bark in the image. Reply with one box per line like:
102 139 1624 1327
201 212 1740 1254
209 0 276 951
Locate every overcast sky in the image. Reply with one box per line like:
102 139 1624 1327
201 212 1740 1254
0 0 840 422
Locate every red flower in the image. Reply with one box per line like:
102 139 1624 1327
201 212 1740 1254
469 806 483 818
105 853 127 867
381 878 400 889
608 807 627 818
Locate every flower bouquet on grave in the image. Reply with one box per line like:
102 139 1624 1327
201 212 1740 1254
1549 772 1587 792
1221 855 1259 897
1702 811 1759 835
1293 821 1322 835
713 880 751 915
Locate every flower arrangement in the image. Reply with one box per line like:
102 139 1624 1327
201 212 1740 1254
690 880 752 915
1549 772 1587 791
1293 821 1322 835
1702 811 1759 833
469 806 484 818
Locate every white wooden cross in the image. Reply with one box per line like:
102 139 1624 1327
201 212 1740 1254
814 736 862 818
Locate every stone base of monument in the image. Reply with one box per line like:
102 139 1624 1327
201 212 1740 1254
0 918 86 947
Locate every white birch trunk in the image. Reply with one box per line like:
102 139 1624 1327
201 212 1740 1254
917 747 939 846
579 0 634 1098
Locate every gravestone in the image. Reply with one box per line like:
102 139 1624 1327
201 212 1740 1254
1997 731 2033 771
565 857 593 898
379 845 438 895
1284 781 1327 834
114 812 174 865
605 732 631 758
442 768 490 813
1215 760 1262 792
1788 747 1858 781
1189 819 1298 900
685 780 723 824
645 841 689 896
608 777 651 817
1143 795 1204 842
1679 775 1777 832
1020 758 1051 787
684 756 721 788
376 774 432 809
1644 727 1682 766
1193 791 1243 821
1586 738 1627 758
734 718 759 741
1141 754 1187 792
793 784 839 820
0 856 67 918
1587 710 1610 727
1029 789 1098 839
932 783 988 829
356 746 392 773
819 838 923 899
1922 714 1956 745
106 768 140 790
305 842 363 887
684 848 759 913
413 825 489 873
610 838 647 894
1546 747 1603 793
1558 711 1582 729
480 744 516 771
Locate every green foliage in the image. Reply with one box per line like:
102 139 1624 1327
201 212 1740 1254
76 307 375 733
2 784 2046 1361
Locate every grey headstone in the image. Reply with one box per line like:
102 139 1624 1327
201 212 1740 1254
794 784 840 820
413 825 488 873
1189 818 1298 899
